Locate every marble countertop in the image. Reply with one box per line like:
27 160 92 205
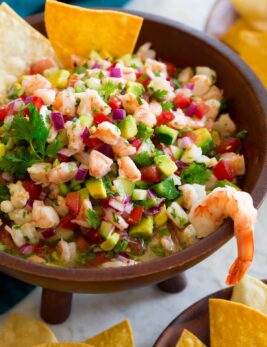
1 1 267 346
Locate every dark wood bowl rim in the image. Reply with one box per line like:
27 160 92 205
0 9 266 283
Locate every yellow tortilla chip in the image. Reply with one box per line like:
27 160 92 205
35 344 93 347
176 329 206 347
84 320 134 347
209 299 267 347
0 2 54 103
0 313 57 347
231 275 267 315
221 19 251 52
45 0 143 67
239 30 267 88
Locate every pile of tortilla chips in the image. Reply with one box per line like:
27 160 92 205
176 275 267 346
0 315 134 347
221 0 267 87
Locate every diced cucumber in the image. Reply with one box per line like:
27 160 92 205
156 125 178 145
170 145 183 160
100 232 120 251
127 81 145 96
132 189 147 200
99 221 115 239
113 178 135 197
153 177 180 200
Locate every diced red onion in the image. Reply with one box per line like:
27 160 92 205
39 191 47 201
117 253 130 261
184 83 194 90
175 160 189 169
51 112 64 130
109 198 124 212
110 68 122 78
124 202 133 214
112 109 126 121
18 244 33 255
95 143 114 159
92 63 101 69
186 102 198 117
177 136 194 149
25 96 34 105
26 199 34 210
57 148 77 158
144 198 165 216
42 228 56 239
147 188 157 199
7 99 25 114
75 165 88 181
81 127 89 141
123 196 131 204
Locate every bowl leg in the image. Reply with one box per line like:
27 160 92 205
157 272 187 293
40 288 73 324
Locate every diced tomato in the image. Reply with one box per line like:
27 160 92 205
138 74 151 88
93 113 112 125
213 160 235 181
33 244 45 254
29 57 57 75
65 192 81 213
135 71 143 79
0 106 8 121
166 63 177 77
22 180 42 200
174 93 191 109
127 206 144 225
76 235 90 252
129 138 142 150
24 96 44 115
85 137 103 149
181 131 197 142
216 137 240 154
87 228 104 245
100 198 111 208
60 213 78 229
140 165 161 183
156 111 175 126
108 96 122 110
194 102 210 119
86 252 108 267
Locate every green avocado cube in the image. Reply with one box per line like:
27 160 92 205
153 177 180 200
155 155 177 176
129 216 154 239
79 188 89 200
119 115 137 140
132 189 147 200
113 178 135 196
86 178 107 199
170 145 183 160
100 232 120 251
48 69 70 89
156 125 178 145
193 128 214 154
99 221 115 239
127 81 145 96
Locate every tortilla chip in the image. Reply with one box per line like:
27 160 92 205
84 320 134 347
45 0 143 67
0 2 54 103
209 299 267 347
176 329 206 347
231 275 267 315
0 313 57 347
221 19 251 52
35 344 93 347
238 30 267 88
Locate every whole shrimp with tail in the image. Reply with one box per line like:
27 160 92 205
189 186 257 285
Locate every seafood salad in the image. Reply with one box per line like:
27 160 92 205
0 43 256 283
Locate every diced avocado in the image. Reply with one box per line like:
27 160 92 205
137 122 154 140
86 178 107 199
0 143 6 159
154 155 177 176
135 180 150 189
99 221 115 239
49 227 74 242
211 129 220 146
154 205 168 226
213 179 241 191
48 69 71 89
43 67 58 78
70 179 81 191
119 115 137 140
59 183 69 197
134 152 154 166
100 232 120 251
132 189 147 200
58 129 68 146
129 216 154 239
79 115 93 128
113 178 135 196
170 145 183 160
156 125 178 145
127 81 145 96
153 177 180 200
193 128 214 154
79 188 89 200
120 53 143 69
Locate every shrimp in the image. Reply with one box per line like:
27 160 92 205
22 74 51 94
204 99 221 120
48 162 78 184
221 152 245 175
134 103 157 128
94 121 121 145
121 66 136 81
189 75 212 97
72 199 92 227
27 163 52 184
143 58 167 79
168 108 205 130
120 93 140 114
179 184 206 210
33 89 56 106
202 85 223 101
53 90 76 116
148 77 174 100
32 200 60 229
214 114 236 136
64 120 85 153
8 181 29 209
149 100 163 116
77 89 111 117
74 151 90 165
57 240 77 264
178 67 194 84
89 150 113 178
136 42 156 60
189 186 257 285
196 66 217 83
112 138 136 157
117 156 141 182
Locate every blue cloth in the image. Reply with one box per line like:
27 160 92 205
1 0 129 17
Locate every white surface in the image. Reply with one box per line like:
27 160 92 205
1 1 267 346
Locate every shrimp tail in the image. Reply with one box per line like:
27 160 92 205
226 258 252 285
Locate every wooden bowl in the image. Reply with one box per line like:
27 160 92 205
0 9 266 322
154 279 267 346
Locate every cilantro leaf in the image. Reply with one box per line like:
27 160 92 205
137 122 154 140
151 89 168 102
181 163 211 184
236 129 248 140
99 81 118 101
87 209 100 229
0 149 36 178
113 240 129 254
76 252 95 265
134 152 154 166
171 79 181 89
46 138 62 158
161 101 174 111
0 184 10 202
219 97 228 113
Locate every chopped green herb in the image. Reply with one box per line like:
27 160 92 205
236 129 248 139
0 185 10 202
171 79 181 89
87 209 100 229
152 89 168 102
113 240 129 254
181 163 211 185
137 122 154 140
219 97 228 113
134 152 154 166
99 81 118 101
76 252 96 265
112 212 119 223
161 101 174 111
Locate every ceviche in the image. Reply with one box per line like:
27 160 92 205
0 41 257 283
